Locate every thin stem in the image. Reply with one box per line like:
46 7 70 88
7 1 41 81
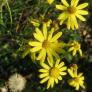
3 0 12 24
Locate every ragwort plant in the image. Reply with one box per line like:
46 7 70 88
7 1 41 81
0 0 89 92
22 0 88 91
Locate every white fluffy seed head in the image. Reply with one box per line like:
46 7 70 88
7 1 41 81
0 86 8 92
8 73 26 92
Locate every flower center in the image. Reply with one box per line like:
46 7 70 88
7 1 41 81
74 77 79 83
67 6 76 14
50 67 60 78
73 43 80 50
42 40 51 49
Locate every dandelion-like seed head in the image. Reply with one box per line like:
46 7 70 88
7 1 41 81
8 73 26 92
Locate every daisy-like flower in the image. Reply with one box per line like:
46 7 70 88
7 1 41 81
56 0 88 30
47 0 54 4
28 23 62 62
68 64 85 90
8 73 26 92
39 59 67 89
68 41 82 56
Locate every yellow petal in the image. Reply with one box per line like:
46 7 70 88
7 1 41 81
77 3 88 9
47 49 53 62
73 69 77 77
68 69 74 77
33 33 44 42
76 14 86 21
31 46 42 52
41 63 50 69
79 49 82 56
31 52 36 61
68 15 75 30
58 12 68 20
71 0 79 7
48 28 54 40
47 78 51 89
47 0 54 4
78 73 83 77
68 47 74 52
40 76 49 84
68 79 74 86
50 32 62 42
55 59 60 67
51 50 60 59
56 5 67 10
43 23 47 40
47 57 53 67
75 84 79 90
71 22 75 30
57 62 65 68
39 69 48 73
71 15 78 29
35 28 44 41
58 76 62 80
60 20 64 25
76 10 88 15
37 49 46 60
39 73 49 78
60 67 67 71
30 19 40 27
51 78 54 88
41 50 46 62
73 50 77 56
67 17 71 29
80 76 84 81
55 79 58 84
80 83 85 89
61 0 69 7
29 42 41 46
60 72 67 75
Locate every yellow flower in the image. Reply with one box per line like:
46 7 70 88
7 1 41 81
56 0 88 30
29 15 52 28
30 19 40 27
28 23 62 62
29 15 59 30
39 59 67 89
47 0 54 4
22 45 36 62
68 64 85 90
44 19 52 27
68 41 82 56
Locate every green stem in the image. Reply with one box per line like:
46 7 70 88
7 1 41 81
0 4 3 24
3 0 12 24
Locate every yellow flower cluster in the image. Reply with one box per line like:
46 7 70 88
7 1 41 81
23 0 88 91
68 64 85 90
